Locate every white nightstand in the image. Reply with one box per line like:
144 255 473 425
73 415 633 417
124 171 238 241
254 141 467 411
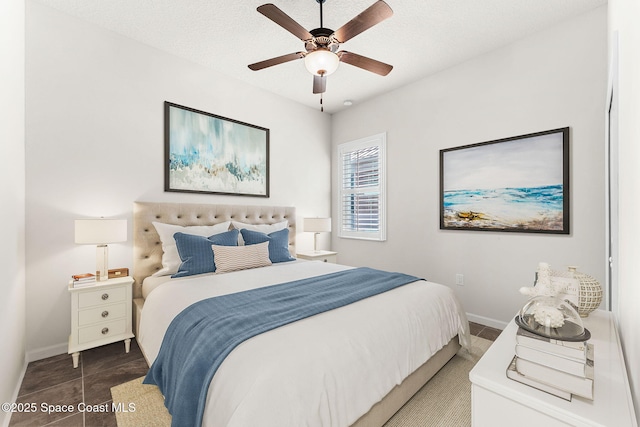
296 250 338 263
469 310 637 426
67 276 135 368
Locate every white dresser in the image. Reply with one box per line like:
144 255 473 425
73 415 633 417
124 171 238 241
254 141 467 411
67 276 135 368
469 310 637 426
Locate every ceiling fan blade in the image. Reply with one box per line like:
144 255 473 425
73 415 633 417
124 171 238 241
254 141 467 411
313 75 327 94
333 0 393 43
248 52 305 71
257 4 313 41
338 51 393 76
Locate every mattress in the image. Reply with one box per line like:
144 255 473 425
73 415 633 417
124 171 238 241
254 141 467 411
141 274 171 299
138 260 470 427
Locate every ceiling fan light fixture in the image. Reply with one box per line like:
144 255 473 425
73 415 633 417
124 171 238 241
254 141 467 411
304 49 340 76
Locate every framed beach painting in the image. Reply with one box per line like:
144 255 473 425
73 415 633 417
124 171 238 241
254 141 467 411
164 102 269 197
440 127 570 234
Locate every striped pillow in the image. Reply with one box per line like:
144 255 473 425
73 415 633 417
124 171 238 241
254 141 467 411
212 241 272 273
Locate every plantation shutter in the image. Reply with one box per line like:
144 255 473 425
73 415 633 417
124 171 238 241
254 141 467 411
338 133 386 241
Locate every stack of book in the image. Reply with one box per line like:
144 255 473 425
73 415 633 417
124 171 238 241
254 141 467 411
506 327 594 401
72 273 96 288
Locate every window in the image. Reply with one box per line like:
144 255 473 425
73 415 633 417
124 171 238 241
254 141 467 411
338 133 386 241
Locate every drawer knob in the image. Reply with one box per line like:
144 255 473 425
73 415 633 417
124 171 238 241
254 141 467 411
101 327 109 335
101 310 109 318
101 293 109 301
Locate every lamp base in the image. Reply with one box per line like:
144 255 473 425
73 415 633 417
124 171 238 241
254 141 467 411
313 232 320 252
96 245 109 281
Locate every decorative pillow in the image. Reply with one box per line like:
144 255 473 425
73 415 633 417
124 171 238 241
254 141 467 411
212 241 272 274
171 229 239 278
231 220 288 245
240 228 295 263
152 221 231 277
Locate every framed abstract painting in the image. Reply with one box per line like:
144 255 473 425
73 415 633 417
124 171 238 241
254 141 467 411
440 127 570 234
164 102 269 197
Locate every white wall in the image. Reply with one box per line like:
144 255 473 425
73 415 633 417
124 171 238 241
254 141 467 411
609 0 640 419
0 0 27 425
331 7 607 328
25 1 332 359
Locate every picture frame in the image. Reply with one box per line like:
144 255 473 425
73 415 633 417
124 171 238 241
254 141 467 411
164 102 270 197
440 127 570 234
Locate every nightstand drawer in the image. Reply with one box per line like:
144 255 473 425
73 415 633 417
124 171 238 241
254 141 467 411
78 286 126 308
78 319 126 344
78 302 126 326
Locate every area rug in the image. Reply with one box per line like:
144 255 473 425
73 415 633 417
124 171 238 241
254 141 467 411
111 336 492 427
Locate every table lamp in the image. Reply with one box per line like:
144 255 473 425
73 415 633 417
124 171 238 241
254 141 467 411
75 218 127 281
303 217 332 252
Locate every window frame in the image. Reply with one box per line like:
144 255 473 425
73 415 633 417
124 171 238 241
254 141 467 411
337 133 387 241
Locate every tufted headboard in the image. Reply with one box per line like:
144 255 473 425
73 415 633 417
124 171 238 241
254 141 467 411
132 201 296 299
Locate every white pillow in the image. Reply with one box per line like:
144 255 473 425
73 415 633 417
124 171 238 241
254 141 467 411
152 221 231 277
212 241 272 273
231 220 288 245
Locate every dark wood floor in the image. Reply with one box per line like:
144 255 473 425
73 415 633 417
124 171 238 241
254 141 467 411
9 340 147 427
9 322 501 426
469 321 502 341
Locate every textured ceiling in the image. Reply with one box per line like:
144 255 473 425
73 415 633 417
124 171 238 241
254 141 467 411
36 0 606 113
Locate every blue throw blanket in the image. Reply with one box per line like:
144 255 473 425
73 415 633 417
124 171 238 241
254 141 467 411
144 267 421 427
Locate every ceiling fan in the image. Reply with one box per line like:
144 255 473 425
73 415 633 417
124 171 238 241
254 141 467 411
248 0 394 110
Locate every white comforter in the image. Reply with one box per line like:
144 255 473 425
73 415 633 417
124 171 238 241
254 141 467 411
138 260 470 427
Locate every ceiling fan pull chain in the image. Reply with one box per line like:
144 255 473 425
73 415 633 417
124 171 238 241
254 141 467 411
320 93 324 112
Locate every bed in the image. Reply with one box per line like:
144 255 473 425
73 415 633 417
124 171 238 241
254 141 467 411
133 201 470 427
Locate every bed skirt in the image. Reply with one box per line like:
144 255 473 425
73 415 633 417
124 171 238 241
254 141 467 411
351 337 461 427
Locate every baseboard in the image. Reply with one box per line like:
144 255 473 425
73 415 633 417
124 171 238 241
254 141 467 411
467 312 508 330
26 342 67 363
1 359 28 427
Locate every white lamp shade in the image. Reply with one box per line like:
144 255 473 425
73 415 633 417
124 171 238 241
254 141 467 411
304 49 340 76
304 217 332 233
75 219 127 244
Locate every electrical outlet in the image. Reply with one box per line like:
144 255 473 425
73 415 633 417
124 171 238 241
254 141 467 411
456 273 464 286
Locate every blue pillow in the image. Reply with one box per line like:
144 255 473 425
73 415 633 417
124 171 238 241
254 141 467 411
240 228 295 263
172 229 239 278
